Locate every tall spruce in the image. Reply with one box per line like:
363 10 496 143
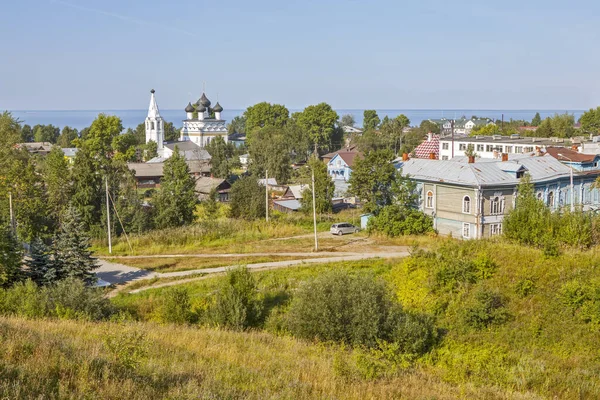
0 225 22 288
153 147 198 228
25 237 54 286
53 206 98 285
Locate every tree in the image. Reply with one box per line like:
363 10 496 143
43 147 72 221
368 205 434 237
503 175 552 247
349 149 403 212
205 136 238 179
531 112 542 127
294 103 339 154
57 126 79 147
248 126 292 184
229 176 266 220
211 267 263 330
33 124 60 143
143 140 158 161
153 147 197 229
25 237 54 286
535 113 576 138
340 114 355 128
0 225 22 288
203 188 219 221
84 114 124 162
228 115 247 135
243 102 289 135
164 121 179 142
20 124 34 143
0 111 23 146
300 157 335 214
52 206 99 285
111 131 138 162
380 114 411 154
132 122 146 145
419 120 441 135
471 124 500 136
363 110 380 131
70 147 103 231
579 107 600 134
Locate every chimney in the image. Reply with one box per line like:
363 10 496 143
429 152 436 160
468 156 475 164
427 132 433 142
501 153 508 162
571 145 578 152
402 153 409 161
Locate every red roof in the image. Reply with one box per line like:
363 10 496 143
413 135 440 159
545 147 597 163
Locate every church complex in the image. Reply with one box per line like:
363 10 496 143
144 89 228 159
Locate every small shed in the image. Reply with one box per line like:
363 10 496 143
273 199 302 213
360 213 373 230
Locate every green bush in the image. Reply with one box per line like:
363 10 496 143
0 278 113 321
464 289 510 329
286 270 436 353
157 287 194 324
104 330 148 371
367 205 434 237
515 278 536 298
210 267 263 330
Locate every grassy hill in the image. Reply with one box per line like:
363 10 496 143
3 238 600 399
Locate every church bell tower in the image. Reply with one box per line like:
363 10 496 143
145 89 164 154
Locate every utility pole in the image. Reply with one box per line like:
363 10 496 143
265 169 269 222
8 191 15 234
105 176 112 254
312 168 318 252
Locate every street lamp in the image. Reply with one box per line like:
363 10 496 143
557 153 575 212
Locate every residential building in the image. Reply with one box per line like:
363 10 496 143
127 160 211 189
439 134 590 160
273 199 302 213
413 133 439 159
327 150 363 182
545 147 600 171
16 142 53 155
399 154 600 239
195 177 231 202
228 133 246 148
430 118 495 136
342 126 363 134
321 145 359 165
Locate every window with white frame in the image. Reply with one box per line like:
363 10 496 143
442 143 449 150
490 196 504 214
459 144 467 151
426 191 434 208
515 146 523 154
463 196 471 214
505 146 513 153
486 144 494 152
463 223 471 238
442 156 449 160
477 144 484 152
490 223 502 236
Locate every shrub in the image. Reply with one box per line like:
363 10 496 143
515 278 536 298
104 330 148 371
228 176 266 220
367 205 434 237
464 289 510 329
157 287 194 324
287 270 436 353
0 280 49 318
46 277 114 320
210 267 263 330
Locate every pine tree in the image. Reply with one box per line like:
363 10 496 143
531 112 542 127
203 188 220 221
25 237 55 286
0 225 23 288
153 147 198 228
53 206 98 285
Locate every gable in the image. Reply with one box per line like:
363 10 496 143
328 154 349 168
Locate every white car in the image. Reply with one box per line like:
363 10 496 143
330 223 359 236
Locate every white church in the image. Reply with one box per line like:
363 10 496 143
144 89 228 161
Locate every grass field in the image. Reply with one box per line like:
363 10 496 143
0 317 532 399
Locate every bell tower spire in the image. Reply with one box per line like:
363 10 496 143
145 89 165 154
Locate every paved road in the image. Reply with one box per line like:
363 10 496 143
97 249 410 293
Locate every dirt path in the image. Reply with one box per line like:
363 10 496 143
100 248 411 295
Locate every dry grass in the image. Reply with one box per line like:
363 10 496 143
0 316 533 399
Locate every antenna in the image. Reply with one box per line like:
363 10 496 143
203 81 206 93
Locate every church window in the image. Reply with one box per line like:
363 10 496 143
150 121 155 130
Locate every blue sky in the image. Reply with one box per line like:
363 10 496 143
1 0 599 110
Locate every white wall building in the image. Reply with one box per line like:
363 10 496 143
438 135 584 160
180 93 228 147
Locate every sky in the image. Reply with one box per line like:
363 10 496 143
1 0 599 111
